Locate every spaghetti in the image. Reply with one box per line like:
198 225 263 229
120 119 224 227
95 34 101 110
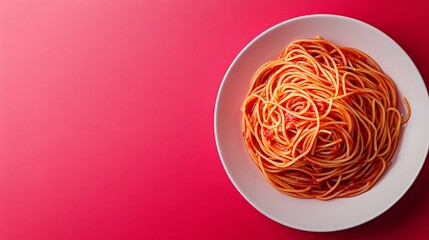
241 37 411 200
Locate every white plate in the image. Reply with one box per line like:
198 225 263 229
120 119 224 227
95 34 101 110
214 14 429 232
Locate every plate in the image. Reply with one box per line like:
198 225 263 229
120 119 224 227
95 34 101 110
214 14 429 232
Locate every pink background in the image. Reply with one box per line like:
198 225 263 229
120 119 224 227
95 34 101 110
0 1 428 239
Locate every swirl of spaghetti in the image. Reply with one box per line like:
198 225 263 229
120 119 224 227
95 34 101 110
241 37 411 200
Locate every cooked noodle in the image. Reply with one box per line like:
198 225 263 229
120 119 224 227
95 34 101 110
241 37 411 200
